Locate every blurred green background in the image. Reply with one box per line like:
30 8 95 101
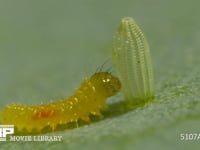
0 0 200 149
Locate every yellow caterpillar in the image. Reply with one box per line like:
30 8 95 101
0 72 121 133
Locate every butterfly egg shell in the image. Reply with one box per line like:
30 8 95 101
112 17 154 105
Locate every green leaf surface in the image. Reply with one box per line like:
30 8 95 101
0 0 200 149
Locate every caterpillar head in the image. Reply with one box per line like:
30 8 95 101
90 72 121 97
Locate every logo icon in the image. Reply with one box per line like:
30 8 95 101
0 125 14 141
